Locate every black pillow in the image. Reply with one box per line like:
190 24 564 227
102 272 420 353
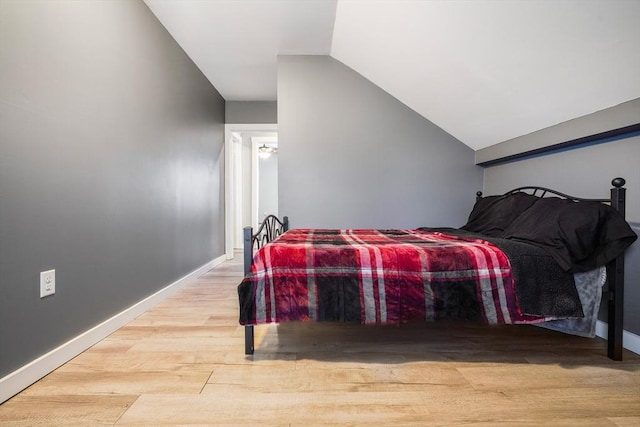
500 197 637 272
461 192 539 237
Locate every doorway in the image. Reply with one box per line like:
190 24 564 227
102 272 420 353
254 135 279 224
224 124 278 259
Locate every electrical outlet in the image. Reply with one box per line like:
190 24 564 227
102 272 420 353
40 269 55 298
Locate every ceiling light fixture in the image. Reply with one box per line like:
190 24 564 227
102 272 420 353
258 144 277 159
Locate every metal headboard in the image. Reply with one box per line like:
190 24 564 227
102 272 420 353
242 215 289 275
476 177 626 204
476 177 628 360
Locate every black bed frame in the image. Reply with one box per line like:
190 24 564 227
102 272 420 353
242 178 628 360
242 215 289 355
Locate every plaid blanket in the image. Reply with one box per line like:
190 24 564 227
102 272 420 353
238 229 558 326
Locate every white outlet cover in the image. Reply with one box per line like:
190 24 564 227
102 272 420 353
40 269 55 298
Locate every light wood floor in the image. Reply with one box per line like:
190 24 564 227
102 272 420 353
1 257 639 426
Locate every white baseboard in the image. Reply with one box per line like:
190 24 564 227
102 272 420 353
0 255 226 404
595 320 640 356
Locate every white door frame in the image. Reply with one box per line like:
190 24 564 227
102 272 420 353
224 124 277 260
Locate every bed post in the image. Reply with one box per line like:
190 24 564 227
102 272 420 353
243 226 253 276
242 216 288 355
243 225 255 355
607 177 626 361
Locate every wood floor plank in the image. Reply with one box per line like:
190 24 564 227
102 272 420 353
21 365 213 396
502 386 640 420
116 390 433 425
457 363 640 391
608 416 640 426
0 394 136 426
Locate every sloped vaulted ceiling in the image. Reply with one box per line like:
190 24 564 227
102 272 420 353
144 0 337 101
144 0 640 150
331 0 640 149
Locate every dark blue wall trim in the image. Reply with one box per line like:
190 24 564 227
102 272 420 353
478 123 640 167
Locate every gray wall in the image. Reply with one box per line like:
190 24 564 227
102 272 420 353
278 56 482 229
0 0 225 377
615 223 640 335
476 98 640 165
483 127 639 334
226 101 277 124
483 136 640 221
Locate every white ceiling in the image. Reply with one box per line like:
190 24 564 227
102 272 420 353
144 0 640 150
144 0 336 101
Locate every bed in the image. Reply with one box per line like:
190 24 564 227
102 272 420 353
238 178 637 360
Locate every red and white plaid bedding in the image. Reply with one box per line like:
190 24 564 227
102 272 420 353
238 229 551 326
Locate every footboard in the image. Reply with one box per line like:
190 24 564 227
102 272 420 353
243 215 289 354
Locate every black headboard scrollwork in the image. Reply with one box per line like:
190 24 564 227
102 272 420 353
242 215 289 276
253 215 289 250
476 177 626 204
